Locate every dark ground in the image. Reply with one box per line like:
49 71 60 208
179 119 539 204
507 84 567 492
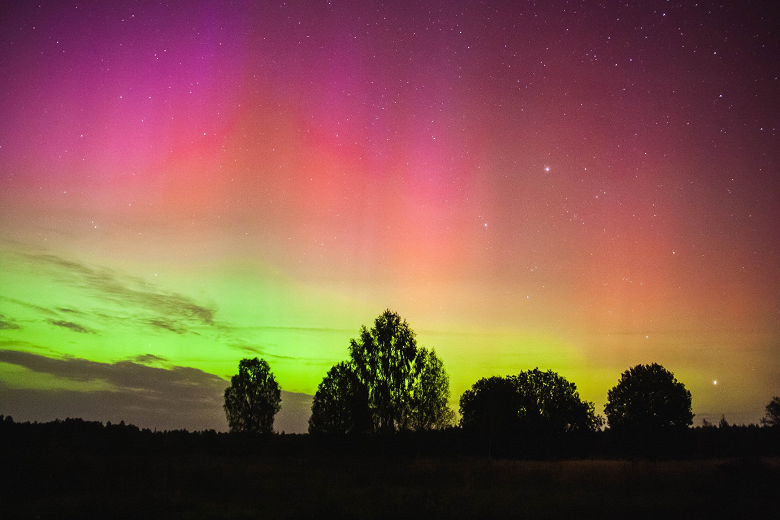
3 452 779 518
1 419 778 519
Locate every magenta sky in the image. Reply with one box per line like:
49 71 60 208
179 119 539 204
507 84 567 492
1 1 778 431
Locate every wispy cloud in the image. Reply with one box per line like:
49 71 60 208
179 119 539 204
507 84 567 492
47 319 95 334
28 252 216 326
133 353 168 365
0 296 58 316
250 325 355 334
4 248 220 335
0 339 53 352
229 343 323 364
0 315 20 330
148 319 188 334
231 344 266 355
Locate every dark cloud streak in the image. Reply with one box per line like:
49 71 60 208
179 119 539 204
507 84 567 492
0 295 58 316
148 319 188 334
29 252 216 325
0 349 226 430
0 315 20 330
8 250 220 335
0 349 224 396
133 353 168 365
0 349 312 432
47 319 95 334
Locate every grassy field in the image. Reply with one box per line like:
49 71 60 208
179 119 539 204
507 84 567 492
2 451 778 519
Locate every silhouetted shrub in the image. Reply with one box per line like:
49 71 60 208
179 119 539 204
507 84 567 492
604 363 693 433
223 357 281 433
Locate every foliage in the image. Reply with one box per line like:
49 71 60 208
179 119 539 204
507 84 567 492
349 310 419 433
350 310 454 432
604 363 693 432
408 347 456 431
223 357 281 433
513 368 603 433
311 310 454 434
308 361 371 435
459 369 601 438
761 396 780 427
459 376 520 436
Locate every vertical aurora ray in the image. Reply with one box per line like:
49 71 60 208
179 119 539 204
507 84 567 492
1 1 778 430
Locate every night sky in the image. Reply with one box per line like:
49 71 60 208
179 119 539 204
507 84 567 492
1 0 778 432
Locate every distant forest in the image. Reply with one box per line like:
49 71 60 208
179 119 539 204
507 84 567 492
2 415 778 460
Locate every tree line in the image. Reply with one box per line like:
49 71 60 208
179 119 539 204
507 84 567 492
224 310 780 441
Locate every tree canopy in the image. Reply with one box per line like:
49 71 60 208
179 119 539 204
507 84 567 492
604 363 693 432
513 369 602 433
223 358 281 433
459 368 601 438
761 396 780 427
459 375 520 436
349 310 418 433
408 346 455 431
309 310 454 434
308 361 371 435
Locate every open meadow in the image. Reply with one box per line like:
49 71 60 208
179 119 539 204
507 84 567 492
3 447 778 519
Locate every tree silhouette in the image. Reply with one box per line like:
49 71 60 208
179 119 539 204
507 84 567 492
459 376 520 439
761 396 780 427
308 361 371 435
223 358 281 433
408 347 455 430
604 363 693 432
312 310 453 434
350 310 454 432
349 310 418 433
513 368 603 433
460 369 601 437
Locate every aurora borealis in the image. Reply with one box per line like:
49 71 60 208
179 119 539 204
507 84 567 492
1 1 778 432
